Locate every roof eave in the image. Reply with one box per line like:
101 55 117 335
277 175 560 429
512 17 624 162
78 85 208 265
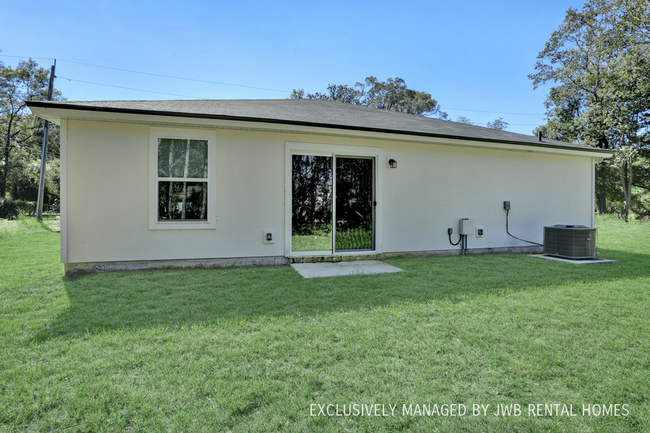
27 101 616 158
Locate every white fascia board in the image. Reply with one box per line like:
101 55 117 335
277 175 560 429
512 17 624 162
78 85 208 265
28 107 62 125
29 106 614 159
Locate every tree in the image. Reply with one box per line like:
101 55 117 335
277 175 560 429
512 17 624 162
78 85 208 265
0 59 63 202
456 116 474 125
456 115 511 130
290 84 362 105
529 0 650 219
486 117 509 130
291 155 333 236
291 76 448 119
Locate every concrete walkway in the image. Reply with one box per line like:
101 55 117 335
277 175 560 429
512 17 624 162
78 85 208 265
290 260 402 278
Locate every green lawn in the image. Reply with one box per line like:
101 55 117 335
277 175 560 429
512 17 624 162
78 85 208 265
1 215 648 432
292 230 373 252
291 233 333 251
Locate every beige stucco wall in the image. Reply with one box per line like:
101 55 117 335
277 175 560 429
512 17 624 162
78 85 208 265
62 119 594 264
381 141 592 253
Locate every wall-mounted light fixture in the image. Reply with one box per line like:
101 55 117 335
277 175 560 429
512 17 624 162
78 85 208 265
387 155 397 168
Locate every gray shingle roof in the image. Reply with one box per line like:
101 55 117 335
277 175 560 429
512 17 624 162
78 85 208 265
27 99 611 153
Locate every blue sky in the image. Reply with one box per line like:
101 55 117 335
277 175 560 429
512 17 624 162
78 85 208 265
1 0 583 135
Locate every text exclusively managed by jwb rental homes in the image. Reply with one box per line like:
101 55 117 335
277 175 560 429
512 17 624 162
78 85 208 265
310 403 630 418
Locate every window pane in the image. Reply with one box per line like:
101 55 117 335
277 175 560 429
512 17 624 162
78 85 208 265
158 182 208 221
158 138 208 178
188 140 208 178
158 139 171 177
158 138 184 177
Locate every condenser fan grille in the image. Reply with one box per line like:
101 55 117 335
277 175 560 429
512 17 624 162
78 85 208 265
543 225 597 259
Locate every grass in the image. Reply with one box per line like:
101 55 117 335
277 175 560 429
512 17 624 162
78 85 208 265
292 233 333 251
292 230 372 251
0 214 59 239
335 230 372 250
1 214 649 432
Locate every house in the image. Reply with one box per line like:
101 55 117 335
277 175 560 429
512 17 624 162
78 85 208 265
27 99 614 274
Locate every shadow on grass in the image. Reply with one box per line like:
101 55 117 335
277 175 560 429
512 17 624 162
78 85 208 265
34 245 650 341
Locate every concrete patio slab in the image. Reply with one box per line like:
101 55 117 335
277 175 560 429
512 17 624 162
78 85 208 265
532 254 613 264
291 260 402 278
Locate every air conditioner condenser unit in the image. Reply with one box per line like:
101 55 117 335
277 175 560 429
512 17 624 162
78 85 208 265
543 225 597 259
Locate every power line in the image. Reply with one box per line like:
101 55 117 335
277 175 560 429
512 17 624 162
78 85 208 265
55 76 547 126
2 54 548 117
0 54 53 61
444 107 544 116
58 59 291 93
1 54 289 94
57 76 201 99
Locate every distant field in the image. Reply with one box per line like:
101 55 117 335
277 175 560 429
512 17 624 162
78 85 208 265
1 215 648 432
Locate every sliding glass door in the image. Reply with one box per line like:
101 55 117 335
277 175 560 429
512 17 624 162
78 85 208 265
291 154 375 254
291 155 333 253
334 157 374 251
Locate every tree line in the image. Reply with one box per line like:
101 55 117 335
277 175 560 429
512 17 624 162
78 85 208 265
290 76 510 130
530 0 650 220
0 59 62 217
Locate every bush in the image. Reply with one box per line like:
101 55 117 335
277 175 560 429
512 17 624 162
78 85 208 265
0 199 36 219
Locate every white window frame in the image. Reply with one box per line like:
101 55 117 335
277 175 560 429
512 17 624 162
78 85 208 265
149 127 217 230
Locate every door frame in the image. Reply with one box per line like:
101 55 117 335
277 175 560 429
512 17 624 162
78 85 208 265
285 141 383 258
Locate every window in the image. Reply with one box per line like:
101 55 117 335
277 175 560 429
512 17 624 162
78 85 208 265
157 138 208 221
149 128 216 229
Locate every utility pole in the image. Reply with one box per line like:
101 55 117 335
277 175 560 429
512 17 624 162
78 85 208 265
36 60 56 220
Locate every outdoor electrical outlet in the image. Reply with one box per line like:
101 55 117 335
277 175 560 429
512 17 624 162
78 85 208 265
503 201 511 210
263 229 274 244
447 228 453 235
476 226 484 237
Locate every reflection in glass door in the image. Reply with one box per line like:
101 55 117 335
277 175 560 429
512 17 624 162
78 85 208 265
334 157 374 251
291 154 375 254
291 155 333 252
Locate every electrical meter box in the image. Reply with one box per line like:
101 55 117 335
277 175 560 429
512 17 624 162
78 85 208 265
459 219 474 236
